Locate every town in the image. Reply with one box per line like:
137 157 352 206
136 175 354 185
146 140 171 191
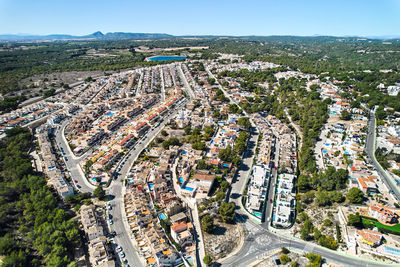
2 49 400 267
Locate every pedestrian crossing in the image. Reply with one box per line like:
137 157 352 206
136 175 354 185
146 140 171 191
303 242 314 252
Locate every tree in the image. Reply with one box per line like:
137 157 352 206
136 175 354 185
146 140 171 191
347 212 362 228
329 191 344 203
220 181 230 192
203 254 212 265
315 190 330 206
306 252 322 266
184 126 191 135
280 254 291 264
301 191 315 204
201 214 215 233
238 117 251 129
161 130 168 136
340 110 351 120
94 185 105 200
346 188 364 203
297 175 311 192
216 191 225 202
219 202 236 223
300 218 313 240
318 235 338 250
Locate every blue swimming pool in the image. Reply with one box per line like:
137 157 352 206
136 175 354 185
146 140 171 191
149 183 154 189
92 177 101 182
322 150 328 153
182 186 194 191
179 177 184 183
385 246 400 256
331 112 336 115
159 213 167 220
252 212 262 218
149 56 187 61
106 112 115 117
325 143 330 146
344 151 350 155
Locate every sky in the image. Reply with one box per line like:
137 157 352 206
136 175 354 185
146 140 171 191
1 0 400 37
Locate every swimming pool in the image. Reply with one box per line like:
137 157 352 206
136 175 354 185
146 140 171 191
148 183 154 189
322 150 328 153
325 143 330 146
159 213 167 220
252 212 262 218
92 177 101 182
106 112 115 117
179 177 184 183
385 246 400 256
331 112 336 115
182 186 194 191
344 151 350 155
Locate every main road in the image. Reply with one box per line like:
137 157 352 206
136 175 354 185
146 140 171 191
54 65 196 267
366 111 400 200
205 66 391 267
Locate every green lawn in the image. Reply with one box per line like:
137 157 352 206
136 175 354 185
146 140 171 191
362 218 400 235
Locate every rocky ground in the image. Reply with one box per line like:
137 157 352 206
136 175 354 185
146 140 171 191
203 219 244 260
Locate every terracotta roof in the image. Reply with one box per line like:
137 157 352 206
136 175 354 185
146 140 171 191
193 173 215 181
171 221 188 233
357 229 382 245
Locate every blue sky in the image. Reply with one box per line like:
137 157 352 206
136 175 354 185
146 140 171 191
1 0 400 36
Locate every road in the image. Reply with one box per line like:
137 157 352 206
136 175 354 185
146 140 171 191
225 130 390 267
55 119 95 193
213 73 391 266
366 111 400 200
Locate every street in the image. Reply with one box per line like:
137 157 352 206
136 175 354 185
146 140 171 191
366 112 400 200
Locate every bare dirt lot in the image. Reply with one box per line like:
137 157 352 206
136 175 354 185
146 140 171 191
203 219 244 261
20 70 108 88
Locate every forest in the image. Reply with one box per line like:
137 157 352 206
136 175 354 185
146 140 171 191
0 127 80 266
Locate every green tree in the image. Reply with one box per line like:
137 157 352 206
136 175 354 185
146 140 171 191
161 130 168 136
220 180 230 192
306 252 322 266
238 117 251 129
315 190 331 206
219 202 236 223
93 185 106 200
329 191 344 203
216 191 225 202
203 254 212 265
2 250 28 267
300 218 314 240
347 212 362 227
201 214 215 233
280 254 291 264
346 188 364 203
340 110 351 120
301 191 315 204
318 235 338 250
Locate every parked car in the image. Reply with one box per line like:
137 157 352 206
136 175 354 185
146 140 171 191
120 252 125 258
116 246 123 252
109 219 113 225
